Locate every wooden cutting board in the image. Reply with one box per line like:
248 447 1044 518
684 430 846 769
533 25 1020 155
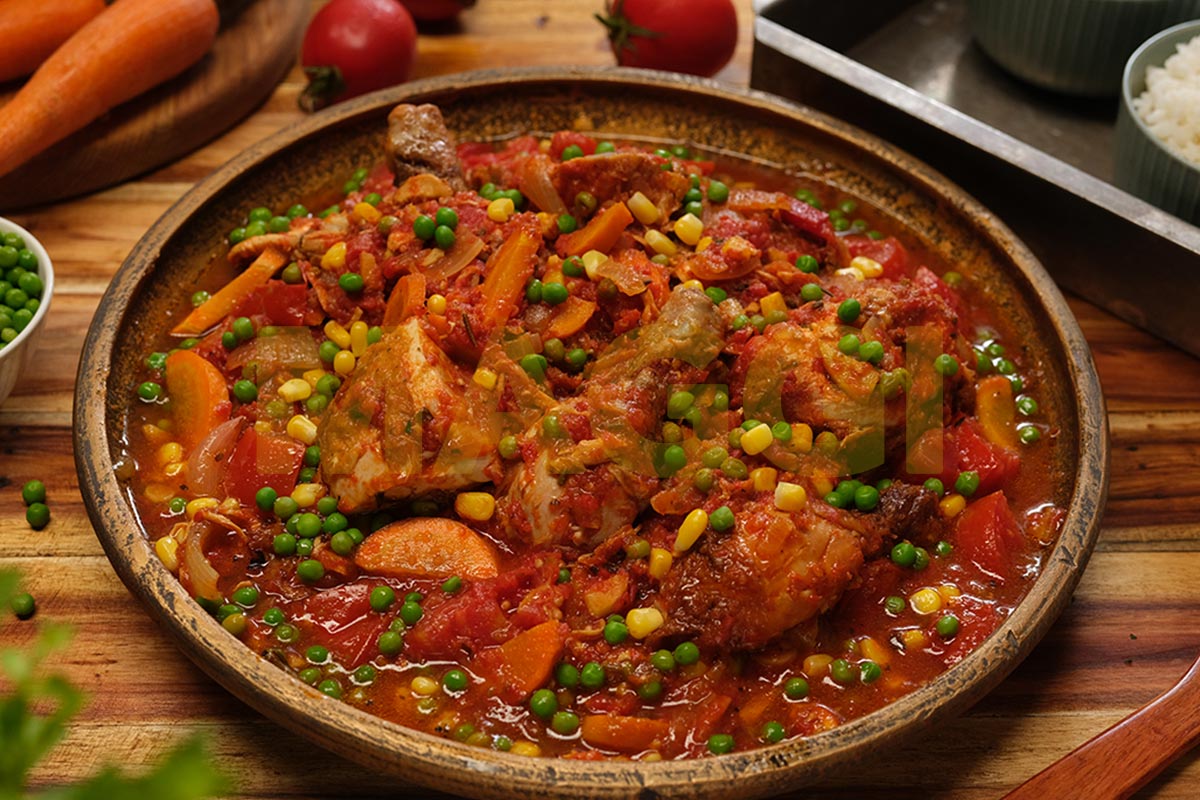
0 0 306 212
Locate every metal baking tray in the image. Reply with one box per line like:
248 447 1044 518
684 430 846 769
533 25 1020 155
751 0 1200 356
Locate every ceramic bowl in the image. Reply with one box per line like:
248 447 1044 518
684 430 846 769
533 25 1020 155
73 68 1109 799
1114 18 1200 225
0 217 53 406
967 0 1200 96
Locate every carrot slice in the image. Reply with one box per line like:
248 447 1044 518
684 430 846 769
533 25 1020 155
976 375 1019 450
163 350 230 448
353 518 500 579
580 715 670 752
473 620 565 703
480 218 540 329
556 201 634 257
382 272 426 327
543 296 597 340
172 247 287 335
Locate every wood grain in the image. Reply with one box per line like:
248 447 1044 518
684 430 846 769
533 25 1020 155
2 1 1200 798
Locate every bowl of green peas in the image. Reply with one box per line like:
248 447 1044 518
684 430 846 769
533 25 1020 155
0 217 53 406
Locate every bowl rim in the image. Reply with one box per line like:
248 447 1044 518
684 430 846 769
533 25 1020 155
73 66 1110 799
0 216 54 361
1121 18 1200 176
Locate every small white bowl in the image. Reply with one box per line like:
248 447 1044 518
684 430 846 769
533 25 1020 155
0 217 54 406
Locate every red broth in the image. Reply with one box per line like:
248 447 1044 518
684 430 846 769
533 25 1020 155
117 119 1062 760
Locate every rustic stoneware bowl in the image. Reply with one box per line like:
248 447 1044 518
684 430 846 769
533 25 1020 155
74 68 1109 799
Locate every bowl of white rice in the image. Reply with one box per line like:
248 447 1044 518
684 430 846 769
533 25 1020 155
1114 19 1200 225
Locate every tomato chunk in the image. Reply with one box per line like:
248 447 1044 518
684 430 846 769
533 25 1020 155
953 491 1023 581
283 582 391 669
222 428 305 506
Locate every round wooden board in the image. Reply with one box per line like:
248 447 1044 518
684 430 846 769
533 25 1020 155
0 0 307 212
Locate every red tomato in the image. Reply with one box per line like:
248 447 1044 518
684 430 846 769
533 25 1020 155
953 491 1023 581
399 0 474 21
222 428 305 506
846 236 911 280
598 0 739 78
299 0 417 112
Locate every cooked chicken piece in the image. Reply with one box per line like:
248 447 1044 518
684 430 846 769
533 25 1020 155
387 104 466 191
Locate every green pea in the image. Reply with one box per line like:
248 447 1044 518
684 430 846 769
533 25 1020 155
232 585 259 608
1019 425 1042 444
890 541 917 567
933 540 953 557
542 415 566 439
673 641 700 665
542 282 568 305
637 680 663 701
338 272 364 293
565 348 588 370
1016 396 1039 416
693 468 715 492
580 661 605 689
519 353 548 381
707 733 734 754
298 666 321 685
323 512 349 534
720 457 747 480
272 533 297 556
378 630 403 655
860 660 882 683
762 721 786 743
293 512 319 539
574 191 598 214
750 314 766 332
954 471 980 497
413 215 436 240
595 141 615 153
261 608 284 627
837 333 861 355
498 435 520 459
503 188 525 209
367 326 382 344
923 478 945 497
661 444 687 473
829 658 856 684
443 669 469 692
10 592 35 619
273 496 299 521
794 254 820 274
317 679 342 698
221 331 238 350
529 688 558 718
435 207 459 230
351 664 377 686
563 256 586 278
709 505 735 532
305 644 329 664
667 390 695 419
434 225 456 250
295 539 313 557
884 595 905 615
684 200 704 217
442 575 463 594
603 618 629 644
996 358 1016 375
837 298 861 323
858 340 884 364
137 381 162 402
936 614 960 638
232 379 257 403
216 603 240 622
21 480 45 505
328 531 354 555
370 585 396 612
704 286 727 305
222 613 248 635
913 547 930 570
684 187 704 204
399 600 423 625
801 283 824 303
557 214 578 234
854 485 880 511
707 180 729 203
26 502 49 530
275 623 299 643
551 710 580 735
560 144 584 161
168 497 186 514
296 559 324 582
934 354 959 376
555 662 580 688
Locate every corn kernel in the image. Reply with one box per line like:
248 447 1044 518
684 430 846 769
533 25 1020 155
641 751 663 762
803 654 833 677
673 213 704 246
679 279 704 292
155 536 180 573
774 481 808 513
938 584 962 601
350 321 370 357
287 414 318 445
143 483 176 503
812 474 834 497
740 423 773 455
163 461 187 478
303 368 326 388
851 255 883 278
455 491 496 522
760 292 787 317
752 467 778 492
333 349 356 376
939 493 967 519
645 229 677 256
156 441 183 466
648 547 673 579
321 241 347 270
510 742 541 757
324 320 351 349
278 378 313 403
411 676 439 696
353 202 382 224
626 607 665 639
473 367 498 390
910 588 943 615
186 497 218 519
291 482 326 508
581 249 608 279
835 265 864 281
674 508 709 553
859 636 891 665
628 191 659 224
902 629 927 651
487 197 515 223
427 294 447 315
791 423 814 453
695 235 713 253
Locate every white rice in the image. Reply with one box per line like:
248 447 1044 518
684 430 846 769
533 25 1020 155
1133 32 1200 168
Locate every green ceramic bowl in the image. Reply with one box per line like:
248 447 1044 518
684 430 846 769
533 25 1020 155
1114 19 1200 224
967 0 1200 96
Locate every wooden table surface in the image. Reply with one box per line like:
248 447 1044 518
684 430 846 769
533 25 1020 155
3 1 1199 798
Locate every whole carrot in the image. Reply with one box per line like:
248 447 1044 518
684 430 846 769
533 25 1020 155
0 0 106 83
0 0 220 178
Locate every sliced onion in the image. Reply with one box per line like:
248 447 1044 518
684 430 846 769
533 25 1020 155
226 327 320 378
178 520 221 602
594 256 648 296
186 417 246 497
421 232 484 284
519 154 567 214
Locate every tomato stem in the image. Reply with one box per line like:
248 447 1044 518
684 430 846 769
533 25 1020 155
299 65 346 113
596 0 661 60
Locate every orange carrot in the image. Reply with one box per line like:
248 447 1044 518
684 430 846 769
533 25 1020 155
382 273 426 327
172 247 287 336
353 518 500 579
0 0 220 177
543 296 597 340
580 715 670 752
474 621 565 703
480 218 541 329
0 0 105 83
977 375 1019 449
556 201 634 257
164 350 230 448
